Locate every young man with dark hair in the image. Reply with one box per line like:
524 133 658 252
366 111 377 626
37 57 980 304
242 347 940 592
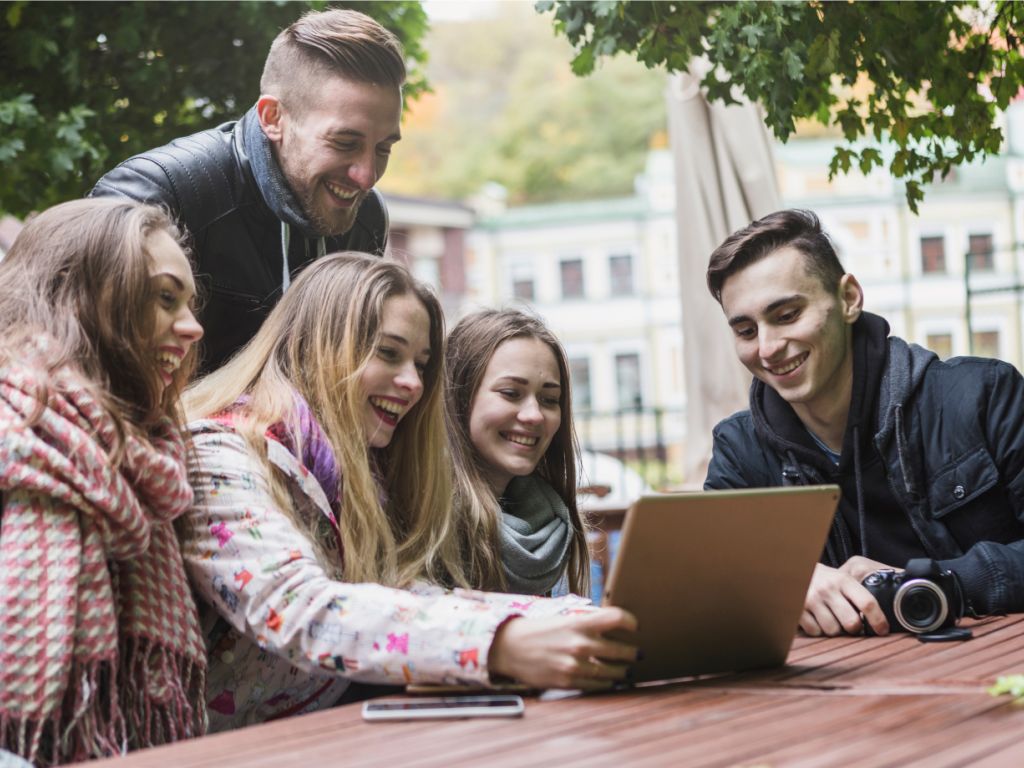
91 9 404 371
704 209 1024 636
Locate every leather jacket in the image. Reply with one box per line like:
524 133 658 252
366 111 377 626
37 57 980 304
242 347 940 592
90 109 389 372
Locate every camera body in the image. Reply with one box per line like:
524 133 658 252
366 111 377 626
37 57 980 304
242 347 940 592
861 558 965 634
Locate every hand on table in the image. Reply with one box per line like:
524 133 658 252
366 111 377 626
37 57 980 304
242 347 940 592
487 607 639 691
801 562 890 637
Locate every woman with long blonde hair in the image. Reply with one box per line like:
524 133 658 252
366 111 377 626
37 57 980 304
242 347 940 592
182 252 638 732
0 198 206 765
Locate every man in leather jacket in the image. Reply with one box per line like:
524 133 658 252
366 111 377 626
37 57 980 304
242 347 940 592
704 209 1024 637
91 9 402 371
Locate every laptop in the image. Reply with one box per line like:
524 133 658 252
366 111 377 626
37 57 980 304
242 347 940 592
602 485 839 683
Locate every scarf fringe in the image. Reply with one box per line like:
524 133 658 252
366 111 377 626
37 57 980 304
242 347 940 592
1 659 124 767
121 636 207 751
0 637 206 767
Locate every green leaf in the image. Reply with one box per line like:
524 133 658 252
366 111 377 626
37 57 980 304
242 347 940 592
990 674 1024 700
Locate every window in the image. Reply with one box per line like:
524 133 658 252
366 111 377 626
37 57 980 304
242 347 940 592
926 333 953 360
920 236 946 274
614 353 642 410
609 254 634 296
512 276 535 301
560 258 584 299
509 261 535 301
569 357 592 411
971 330 1000 359
968 233 994 272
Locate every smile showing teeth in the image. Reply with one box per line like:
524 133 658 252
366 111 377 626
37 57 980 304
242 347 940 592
504 432 539 447
156 351 182 374
370 396 405 418
324 180 359 202
767 353 808 376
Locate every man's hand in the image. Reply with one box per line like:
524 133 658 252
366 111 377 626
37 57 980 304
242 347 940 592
800 563 890 636
839 555 901 583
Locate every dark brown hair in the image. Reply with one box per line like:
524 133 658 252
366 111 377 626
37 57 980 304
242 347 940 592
707 209 846 303
0 197 197 455
445 308 590 596
260 8 406 114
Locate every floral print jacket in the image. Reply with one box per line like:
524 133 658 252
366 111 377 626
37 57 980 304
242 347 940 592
182 420 590 732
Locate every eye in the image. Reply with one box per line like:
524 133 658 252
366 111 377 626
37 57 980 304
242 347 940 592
333 141 358 153
377 346 398 361
499 388 521 400
414 359 428 374
542 396 561 408
158 289 177 308
778 309 801 323
733 325 756 340
376 145 393 157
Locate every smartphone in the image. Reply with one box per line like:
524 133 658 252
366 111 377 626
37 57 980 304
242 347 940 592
362 695 525 722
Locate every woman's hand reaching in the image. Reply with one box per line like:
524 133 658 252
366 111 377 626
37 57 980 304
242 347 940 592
487 607 639 691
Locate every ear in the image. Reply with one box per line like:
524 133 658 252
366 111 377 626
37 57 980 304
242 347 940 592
838 273 864 325
256 95 285 143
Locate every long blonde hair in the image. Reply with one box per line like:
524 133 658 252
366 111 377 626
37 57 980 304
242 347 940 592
185 252 464 587
445 308 590 595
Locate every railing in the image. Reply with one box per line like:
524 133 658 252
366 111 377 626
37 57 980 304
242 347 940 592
574 403 683 491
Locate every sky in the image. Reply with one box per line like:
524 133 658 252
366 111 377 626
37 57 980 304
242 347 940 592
422 0 512 22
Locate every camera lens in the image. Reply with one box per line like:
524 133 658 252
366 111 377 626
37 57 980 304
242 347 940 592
894 579 948 633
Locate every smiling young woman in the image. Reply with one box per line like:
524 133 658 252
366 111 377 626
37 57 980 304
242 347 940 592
445 308 590 597
180 254 635 732
0 198 206 765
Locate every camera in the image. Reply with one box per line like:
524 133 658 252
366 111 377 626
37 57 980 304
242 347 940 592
861 558 965 634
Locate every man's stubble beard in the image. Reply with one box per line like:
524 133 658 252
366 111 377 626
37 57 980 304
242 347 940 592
297 181 361 238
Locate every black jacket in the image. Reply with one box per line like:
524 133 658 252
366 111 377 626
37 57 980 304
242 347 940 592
90 109 389 372
705 312 1024 614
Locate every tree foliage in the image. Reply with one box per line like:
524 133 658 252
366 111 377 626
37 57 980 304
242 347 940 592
539 0 1024 212
382 2 666 206
0 0 428 217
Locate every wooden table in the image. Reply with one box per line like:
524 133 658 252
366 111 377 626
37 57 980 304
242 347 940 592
84 614 1024 767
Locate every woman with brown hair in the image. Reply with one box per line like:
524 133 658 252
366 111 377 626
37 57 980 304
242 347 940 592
0 197 206 765
445 308 590 596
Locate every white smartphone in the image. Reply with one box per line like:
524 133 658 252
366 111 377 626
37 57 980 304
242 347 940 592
361 694 525 722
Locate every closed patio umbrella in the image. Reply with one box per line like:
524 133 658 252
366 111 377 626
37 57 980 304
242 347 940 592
667 67 782 485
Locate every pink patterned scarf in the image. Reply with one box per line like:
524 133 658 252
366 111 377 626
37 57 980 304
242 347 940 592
0 358 206 765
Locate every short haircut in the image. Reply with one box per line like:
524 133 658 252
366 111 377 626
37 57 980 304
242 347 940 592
706 209 846 304
260 8 406 114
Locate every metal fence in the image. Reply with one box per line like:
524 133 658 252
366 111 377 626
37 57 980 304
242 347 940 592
574 404 684 491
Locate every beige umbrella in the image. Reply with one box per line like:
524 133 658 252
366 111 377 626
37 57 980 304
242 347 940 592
667 67 782 485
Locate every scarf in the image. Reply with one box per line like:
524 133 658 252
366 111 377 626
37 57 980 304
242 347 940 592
242 107 327 292
243 107 320 237
0 356 206 765
499 475 572 595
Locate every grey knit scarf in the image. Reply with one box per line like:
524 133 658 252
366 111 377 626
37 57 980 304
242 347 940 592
499 475 572 595
242 107 320 237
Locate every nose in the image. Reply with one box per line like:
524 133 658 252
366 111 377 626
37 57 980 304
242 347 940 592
394 362 423 398
758 327 785 362
174 308 203 345
518 397 544 425
347 150 379 191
